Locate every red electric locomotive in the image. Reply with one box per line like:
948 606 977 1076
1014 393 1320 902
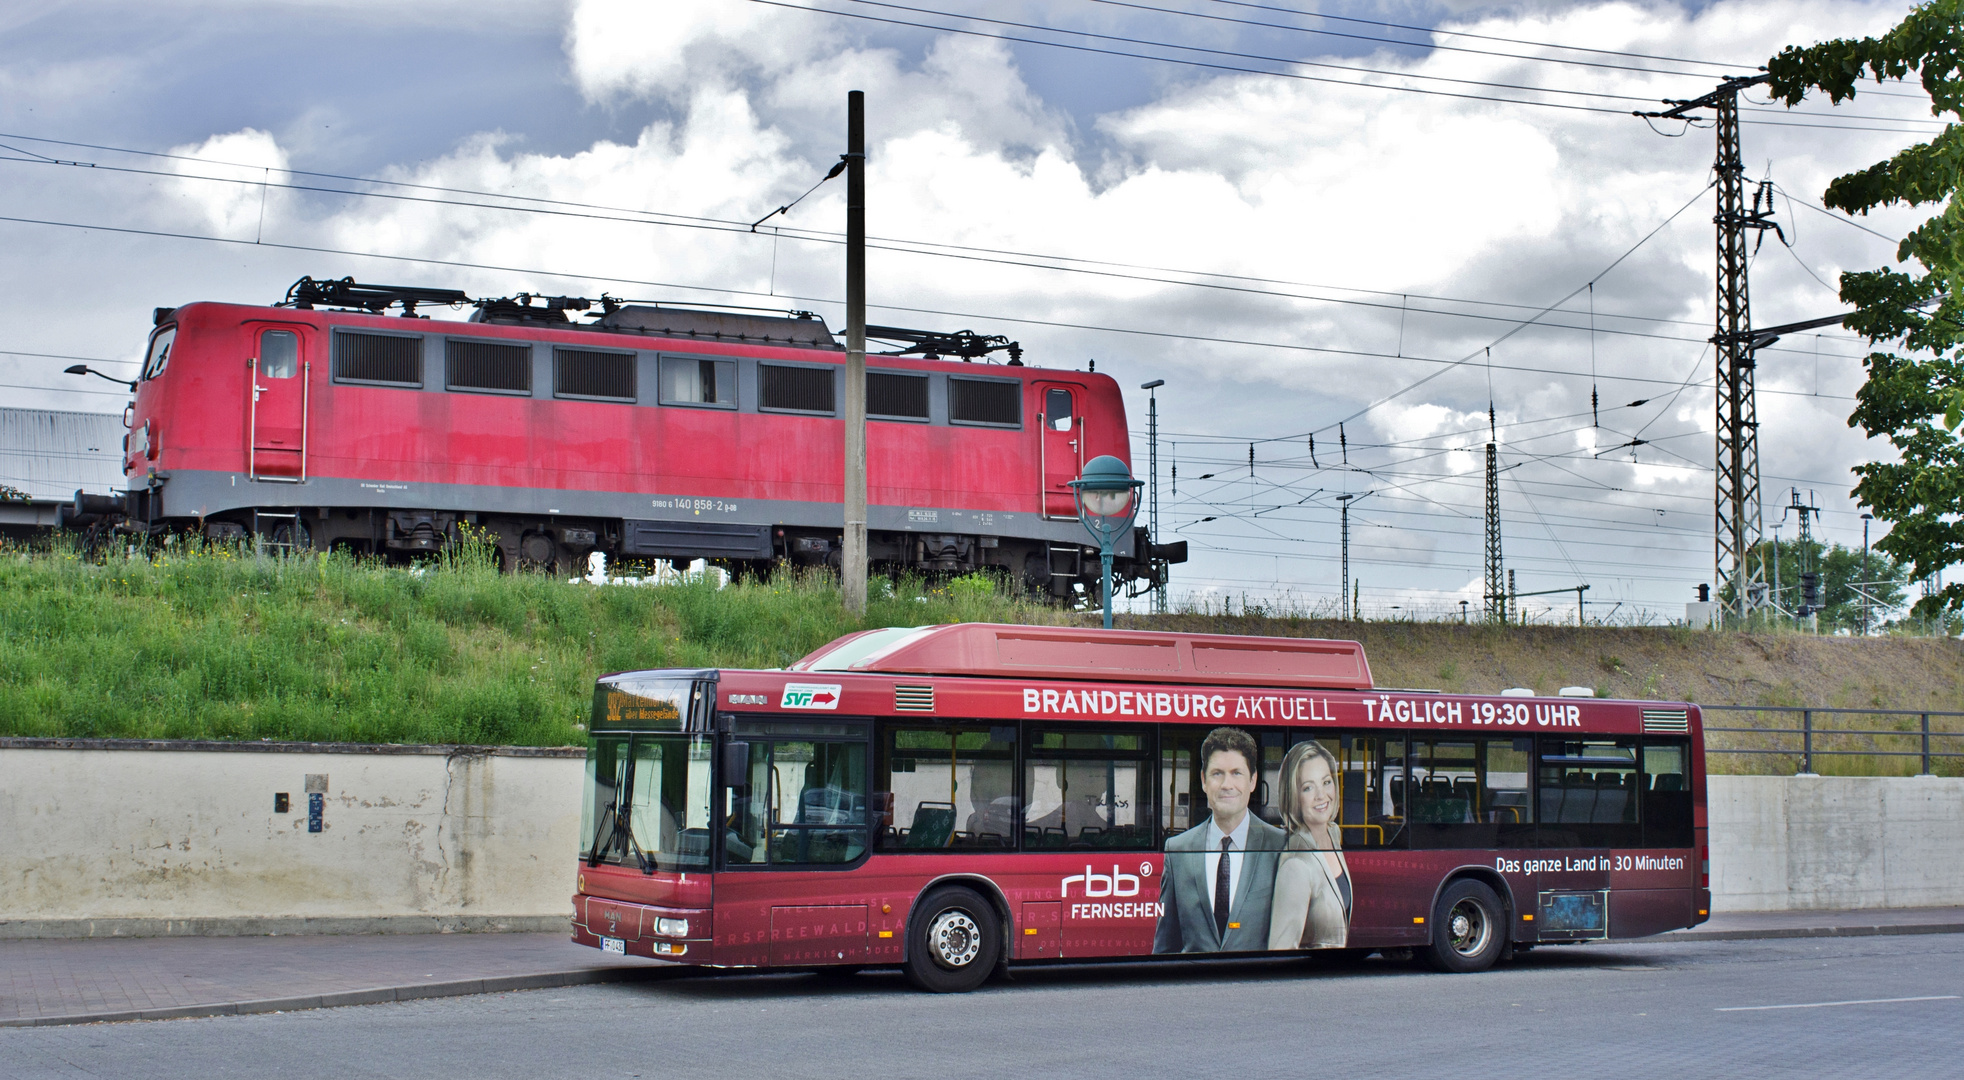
94 277 1182 597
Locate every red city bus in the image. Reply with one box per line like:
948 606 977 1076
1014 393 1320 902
572 623 1708 991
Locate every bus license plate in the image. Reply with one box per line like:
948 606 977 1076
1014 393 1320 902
601 937 626 955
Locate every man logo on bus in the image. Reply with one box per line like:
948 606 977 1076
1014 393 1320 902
780 683 842 710
1062 865 1141 898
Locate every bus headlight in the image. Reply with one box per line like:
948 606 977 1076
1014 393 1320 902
656 917 689 937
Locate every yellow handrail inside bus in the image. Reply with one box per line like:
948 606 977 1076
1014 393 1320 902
1338 823 1384 844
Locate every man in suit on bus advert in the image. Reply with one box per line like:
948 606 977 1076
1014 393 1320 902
1154 727 1283 953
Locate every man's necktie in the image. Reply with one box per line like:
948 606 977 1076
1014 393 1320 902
1214 836 1233 941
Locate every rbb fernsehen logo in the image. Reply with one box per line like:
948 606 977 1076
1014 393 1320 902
1062 865 1142 897
780 683 842 710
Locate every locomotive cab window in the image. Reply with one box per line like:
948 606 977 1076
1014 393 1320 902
141 327 175 381
659 357 736 408
258 330 298 379
1045 387 1073 431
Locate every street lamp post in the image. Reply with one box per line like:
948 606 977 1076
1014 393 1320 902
1141 379 1165 615
1069 455 1143 630
63 364 136 391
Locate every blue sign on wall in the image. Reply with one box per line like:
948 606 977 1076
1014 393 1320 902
308 792 324 833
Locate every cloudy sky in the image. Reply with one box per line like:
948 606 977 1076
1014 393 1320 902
0 0 1944 620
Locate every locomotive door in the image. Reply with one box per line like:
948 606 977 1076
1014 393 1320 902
1037 383 1082 518
247 324 310 481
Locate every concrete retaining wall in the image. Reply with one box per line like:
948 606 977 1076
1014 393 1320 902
0 740 584 938
4 743 1960 936
1706 774 1964 911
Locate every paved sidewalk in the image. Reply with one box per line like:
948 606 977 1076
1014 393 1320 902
0 931 663 1028
1662 904 1964 941
5 907 1961 1028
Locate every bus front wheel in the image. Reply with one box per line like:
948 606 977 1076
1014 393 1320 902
904 886 1000 993
1422 879 1506 973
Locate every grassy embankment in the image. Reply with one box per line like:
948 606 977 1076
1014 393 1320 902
0 541 1062 747
1136 614 1964 775
4 543 1960 772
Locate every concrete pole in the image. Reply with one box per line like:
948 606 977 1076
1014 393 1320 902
842 91 868 616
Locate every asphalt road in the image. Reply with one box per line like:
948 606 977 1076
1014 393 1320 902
4 934 1960 1080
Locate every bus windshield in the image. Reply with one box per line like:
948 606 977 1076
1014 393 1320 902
583 734 713 872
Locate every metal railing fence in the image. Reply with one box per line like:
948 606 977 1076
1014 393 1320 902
1701 705 1964 776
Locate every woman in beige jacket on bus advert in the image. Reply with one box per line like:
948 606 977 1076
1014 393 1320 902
1269 740 1352 950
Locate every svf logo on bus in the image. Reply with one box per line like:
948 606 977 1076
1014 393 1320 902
779 683 841 710
1062 865 1142 897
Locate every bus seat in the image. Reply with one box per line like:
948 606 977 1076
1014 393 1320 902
1412 796 1469 824
1560 785 1598 823
901 803 957 848
1539 785 1564 823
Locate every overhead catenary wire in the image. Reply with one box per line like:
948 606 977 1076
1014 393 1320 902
1086 0 1745 78
1206 0 1768 71
744 0 1945 131
0 205 1869 408
0 131 1893 355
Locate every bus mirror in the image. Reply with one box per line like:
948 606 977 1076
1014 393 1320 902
721 741 750 789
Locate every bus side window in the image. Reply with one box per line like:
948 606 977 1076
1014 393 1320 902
1160 729 1203 837
1249 730 1287 828
876 725 1016 851
1641 738 1693 847
1024 726 1154 851
724 739 869 866
1329 733 1405 849
1537 737 1642 849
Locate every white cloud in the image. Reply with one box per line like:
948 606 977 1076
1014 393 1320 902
163 129 290 239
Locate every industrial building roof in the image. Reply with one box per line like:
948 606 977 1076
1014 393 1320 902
0 407 124 501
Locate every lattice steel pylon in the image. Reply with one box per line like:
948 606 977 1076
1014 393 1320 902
1712 90 1770 621
1646 75 1776 623
1484 442 1504 623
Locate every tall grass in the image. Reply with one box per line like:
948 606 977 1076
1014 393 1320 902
0 539 1053 746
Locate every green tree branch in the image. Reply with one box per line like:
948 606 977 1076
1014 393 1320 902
1766 0 1964 620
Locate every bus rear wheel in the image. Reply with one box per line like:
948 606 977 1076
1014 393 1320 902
1422 879 1506 973
904 886 1000 993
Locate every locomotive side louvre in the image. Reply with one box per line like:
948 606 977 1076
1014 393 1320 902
114 297 1174 595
